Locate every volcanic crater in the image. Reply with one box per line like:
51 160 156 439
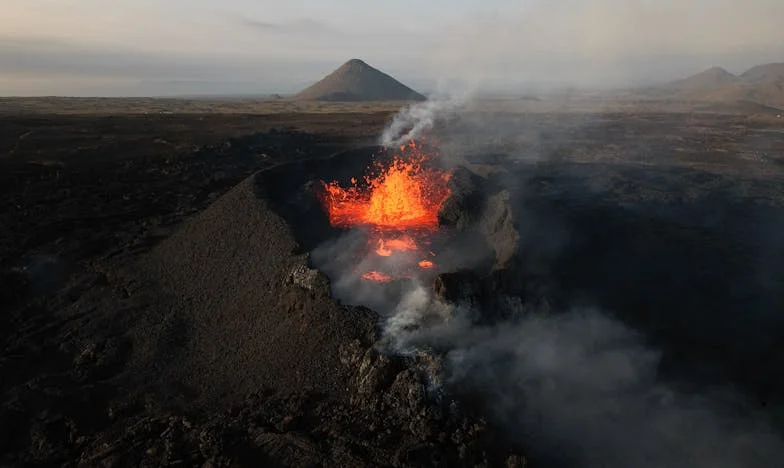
96 142 531 466
259 142 517 313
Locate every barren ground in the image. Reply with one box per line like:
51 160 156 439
1 102 783 466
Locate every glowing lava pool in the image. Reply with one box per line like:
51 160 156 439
318 141 451 282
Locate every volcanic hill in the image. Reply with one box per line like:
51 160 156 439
657 63 784 108
295 59 426 102
740 62 784 83
665 66 740 90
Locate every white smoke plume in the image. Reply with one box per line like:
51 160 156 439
379 93 467 148
382 293 784 467
379 23 489 149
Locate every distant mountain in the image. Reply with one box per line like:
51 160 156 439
706 63 784 107
294 59 425 102
740 62 784 84
704 82 784 109
665 66 740 90
653 63 784 108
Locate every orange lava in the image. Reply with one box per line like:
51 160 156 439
320 142 451 231
375 236 418 257
362 271 392 282
320 141 449 278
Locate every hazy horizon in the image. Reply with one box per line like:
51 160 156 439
2 0 783 97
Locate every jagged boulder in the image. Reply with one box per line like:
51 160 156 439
356 348 401 395
479 190 519 270
434 271 483 307
438 166 519 270
438 167 487 230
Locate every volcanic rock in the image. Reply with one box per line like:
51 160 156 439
356 348 402 395
432 168 530 323
438 166 487 230
434 271 483 307
740 62 784 84
285 264 330 295
295 59 426 102
251 431 322 468
433 268 532 324
479 190 519 270
438 166 520 271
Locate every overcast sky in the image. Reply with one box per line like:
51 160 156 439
1 0 782 96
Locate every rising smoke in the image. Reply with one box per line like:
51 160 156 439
380 92 467 148
385 289 784 467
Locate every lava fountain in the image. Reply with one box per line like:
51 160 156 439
319 141 451 282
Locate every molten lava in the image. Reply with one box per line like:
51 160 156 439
375 236 417 257
319 141 450 281
362 271 392 282
321 141 450 231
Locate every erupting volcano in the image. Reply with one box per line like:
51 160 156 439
319 141 451 281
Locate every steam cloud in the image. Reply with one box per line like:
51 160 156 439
385 294 784 467
312 229 784 466
379 92 468 148
380 99 446 148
